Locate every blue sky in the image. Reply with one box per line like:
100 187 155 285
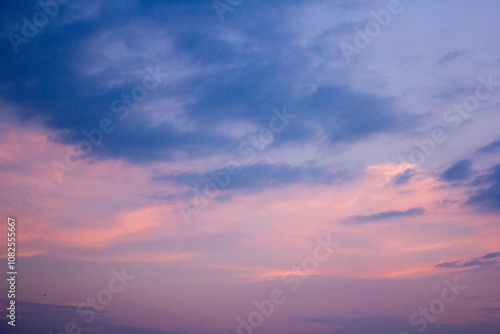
1 1 500 333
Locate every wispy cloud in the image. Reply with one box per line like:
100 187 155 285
436 251 500 269
344 207 425 225
440 159 474 182
437 50 468 64
477 139 500 155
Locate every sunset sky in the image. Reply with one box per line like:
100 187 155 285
1 0 500 333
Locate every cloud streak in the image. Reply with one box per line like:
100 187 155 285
344 207 426 225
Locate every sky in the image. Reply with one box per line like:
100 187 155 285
0 0 500 333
